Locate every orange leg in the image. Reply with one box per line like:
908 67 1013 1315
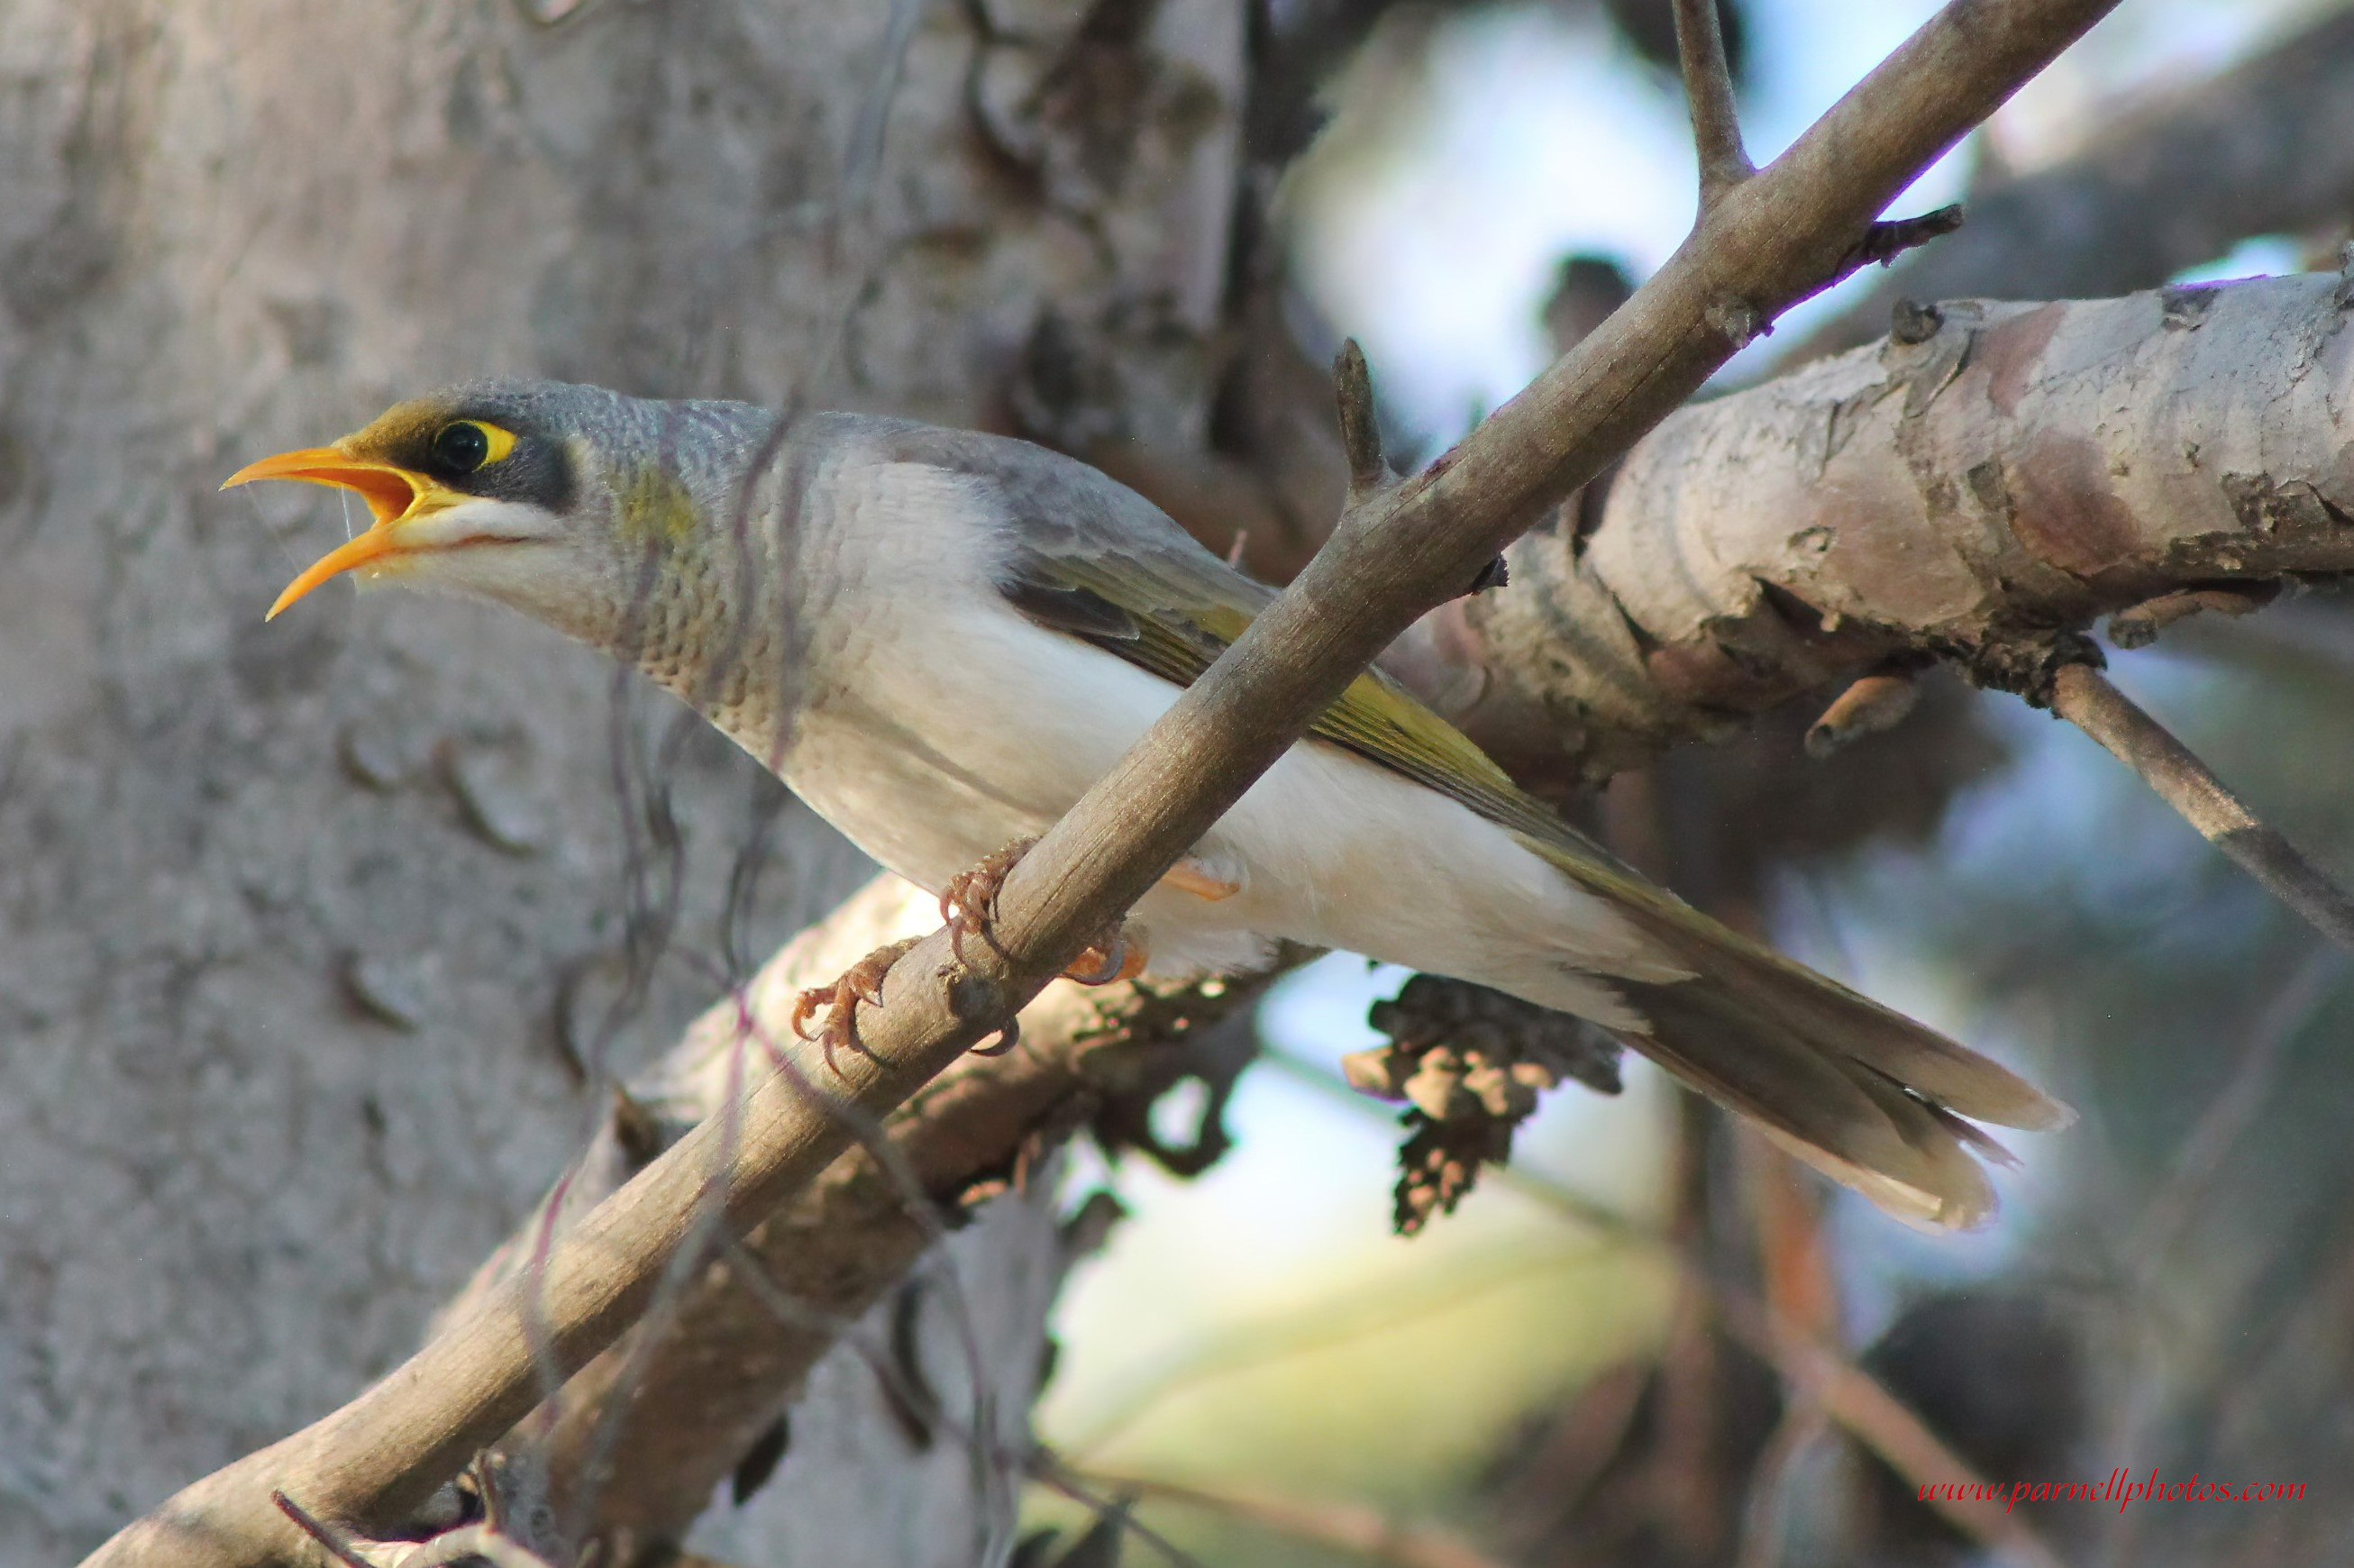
1161 859 1242 901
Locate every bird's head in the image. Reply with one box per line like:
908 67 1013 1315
225 379 762 658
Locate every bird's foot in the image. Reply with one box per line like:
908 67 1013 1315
791 936 922 1078
935 839 1151 1059
941 836 1144 975
940 837 1037 966
943 836 1223 972
962 922 1145 1059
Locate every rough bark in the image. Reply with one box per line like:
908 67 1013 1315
1797 5 2354 360
0 0 1244 1562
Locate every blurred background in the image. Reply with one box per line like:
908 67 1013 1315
1033 2 2354 1564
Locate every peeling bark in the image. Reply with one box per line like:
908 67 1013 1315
1431 272 2354 784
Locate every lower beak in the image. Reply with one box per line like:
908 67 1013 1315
221 448 431 620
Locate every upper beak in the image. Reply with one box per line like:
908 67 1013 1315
221 448 432 620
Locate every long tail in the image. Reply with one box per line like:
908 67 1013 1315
1522 837 2072 1230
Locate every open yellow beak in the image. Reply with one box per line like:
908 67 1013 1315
222 448 433 620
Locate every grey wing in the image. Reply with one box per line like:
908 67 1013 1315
875 420 1283 679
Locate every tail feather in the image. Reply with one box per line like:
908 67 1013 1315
1622 977 2001 1229
1517 834 2071 1230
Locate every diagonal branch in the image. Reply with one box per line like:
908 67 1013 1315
498 880 1284 1551
2049 662 2354 953
1673 0 1753 205
80 4 2123 1564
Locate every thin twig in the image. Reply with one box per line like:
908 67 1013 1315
1672 0 1753 203
1026 1460 1216 1568
1844 202 1965 269
1805 670 1921 758
268 1493 381 1568
2051 661 2354 953
1333 339 1390 503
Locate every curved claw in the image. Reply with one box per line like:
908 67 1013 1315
969 1016 1021 1057
1062 937 1128 987
791 937 919 1077
1061 925 1148 987
941 836 1037 966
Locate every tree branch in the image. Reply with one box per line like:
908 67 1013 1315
2049 662 2354 953
1673 0 1752 205
82 4 2122 1563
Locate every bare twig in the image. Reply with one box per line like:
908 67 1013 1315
2109 583 2279 650
84 5 2121 1563
1843 202 1965 269
2050 662 2354 953
1673 0 1753 204
1026 1462 1214 1568
267 1497 379 1568
1333 340 1390 503
1717 1299 2062 1568
1075 1468 1511 1568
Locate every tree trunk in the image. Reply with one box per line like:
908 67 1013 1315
0 0 1244 1559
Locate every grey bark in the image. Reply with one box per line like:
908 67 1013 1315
0 0 1243 1561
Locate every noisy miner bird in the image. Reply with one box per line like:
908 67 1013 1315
227 378 2068 1228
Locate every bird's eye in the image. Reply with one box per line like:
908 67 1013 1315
431 420 516 473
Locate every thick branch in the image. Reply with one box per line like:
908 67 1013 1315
83 5 2120 1563
1418 272 2354 787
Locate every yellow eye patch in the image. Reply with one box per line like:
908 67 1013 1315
431 420 517 472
